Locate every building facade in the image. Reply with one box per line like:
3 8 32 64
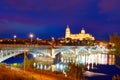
65 25 95 40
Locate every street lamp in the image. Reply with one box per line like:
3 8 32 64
24 48 28 72
36 37 39 44
13 35 17 44
29 33 34 44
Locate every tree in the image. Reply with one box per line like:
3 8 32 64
66 63 85 80
109 33 120 56
24 54 35 70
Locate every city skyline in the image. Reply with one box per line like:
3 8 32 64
0 0 120 40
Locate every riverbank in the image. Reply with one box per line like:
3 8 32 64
0 64 35 80
0 64 74 80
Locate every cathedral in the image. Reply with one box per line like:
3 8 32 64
65 25 95 40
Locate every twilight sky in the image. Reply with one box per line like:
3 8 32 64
0 0 120 40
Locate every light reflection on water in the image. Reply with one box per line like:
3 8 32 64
34 53 115 71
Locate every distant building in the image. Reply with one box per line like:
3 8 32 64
65 25 95 40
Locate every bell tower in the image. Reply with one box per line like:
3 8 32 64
65 25 71 38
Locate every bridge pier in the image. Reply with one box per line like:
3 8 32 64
0 50 3 58
51 65 55 72
74 46 78 55
3 50 7 57
51 48 55 58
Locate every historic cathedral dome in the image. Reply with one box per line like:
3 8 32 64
81 28 85 34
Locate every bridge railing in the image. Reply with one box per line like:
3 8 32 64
0 44 52 48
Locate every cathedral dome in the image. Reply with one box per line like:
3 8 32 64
81 28 85 34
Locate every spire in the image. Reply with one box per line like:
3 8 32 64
65 25 70 38
82 27 84 30
67 24 69 28
66 25 70 31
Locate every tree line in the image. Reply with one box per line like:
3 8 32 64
109 33 120 56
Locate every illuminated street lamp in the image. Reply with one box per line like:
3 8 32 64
29 33 34 44
13 35 17 44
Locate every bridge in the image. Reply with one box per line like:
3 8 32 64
0 44 108 62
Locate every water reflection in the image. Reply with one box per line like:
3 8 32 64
77 54 114 65
34 53 115 71
34 63 51 70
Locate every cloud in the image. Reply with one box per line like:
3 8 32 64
0 14 45 25
98 0 120 26
44 0 85 10
98 0 120 13
1 0 94 11
0 19 9 33
0 20 46 33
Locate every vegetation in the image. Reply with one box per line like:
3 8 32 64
112 74 120 80
0 62 74 80
0 64 36 80
66 63 85 80
31 69 73 80
23 55 35 70
109 33 120 56
110 33 120 66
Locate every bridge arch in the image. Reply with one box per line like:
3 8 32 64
77 47 88 53
54 48 74 56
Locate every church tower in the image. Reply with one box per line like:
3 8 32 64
65 25 71 38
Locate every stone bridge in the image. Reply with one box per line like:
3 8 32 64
0 44 108 62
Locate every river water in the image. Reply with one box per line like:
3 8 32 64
3 53 120 80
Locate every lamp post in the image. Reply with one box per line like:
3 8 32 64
24 48 28 72
36 37 39 44
13 35 17 44
29 33 34 44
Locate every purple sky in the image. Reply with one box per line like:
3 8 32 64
0 0 120 40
